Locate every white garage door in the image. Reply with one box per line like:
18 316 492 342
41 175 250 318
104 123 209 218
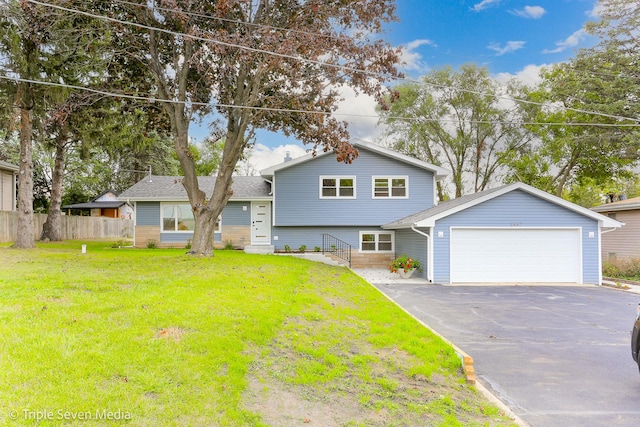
450 228 582 283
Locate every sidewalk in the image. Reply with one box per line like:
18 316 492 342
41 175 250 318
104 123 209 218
352 268 430 285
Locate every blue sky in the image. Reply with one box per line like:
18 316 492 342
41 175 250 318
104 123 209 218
195 0 603 172
389 0 599 76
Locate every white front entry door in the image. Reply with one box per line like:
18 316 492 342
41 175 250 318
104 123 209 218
251 202 271 245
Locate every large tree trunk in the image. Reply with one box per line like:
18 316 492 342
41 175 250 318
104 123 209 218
13 81 35 249
190 208 218 256
41 139 65 241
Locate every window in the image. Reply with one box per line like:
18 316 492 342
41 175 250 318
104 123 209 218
162 203 221 233
162 203 195 232
360 231 394 252
373 176 407 198
320 176 356 198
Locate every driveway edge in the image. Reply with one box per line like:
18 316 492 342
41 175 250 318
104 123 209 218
365 281 529 427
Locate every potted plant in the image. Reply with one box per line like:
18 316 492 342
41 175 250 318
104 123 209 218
389 254 422 279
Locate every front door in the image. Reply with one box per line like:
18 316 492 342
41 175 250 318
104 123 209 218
251 202 271 245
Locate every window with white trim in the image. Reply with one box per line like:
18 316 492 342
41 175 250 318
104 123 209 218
320 176 356 198
373 176 408 198
161 203 221 233
360 231 394 252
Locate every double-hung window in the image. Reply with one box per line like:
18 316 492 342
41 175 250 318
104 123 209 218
320 176 356 199
373 176 408 198
360 231 394 252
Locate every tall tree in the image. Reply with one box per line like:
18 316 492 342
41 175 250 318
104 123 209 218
0 0 52 248
504 0 640 197
379 64 531 199
503 58 639 196
102 0 401 255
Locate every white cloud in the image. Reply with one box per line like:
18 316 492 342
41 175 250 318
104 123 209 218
543 28 588 54
471 0 502 12
587 2 605 18
399 39 435 72
510 5 546 19
494 63 549 87
332 84 382 142
242 143 308 175
487 40 526 56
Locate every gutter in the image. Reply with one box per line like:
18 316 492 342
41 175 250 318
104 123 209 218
600 226 621 235
411 224 433 282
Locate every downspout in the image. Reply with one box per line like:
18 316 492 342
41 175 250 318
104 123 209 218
411 224 433 282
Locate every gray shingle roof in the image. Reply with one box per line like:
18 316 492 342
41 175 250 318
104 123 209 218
119 175 271 201
591 196 640 213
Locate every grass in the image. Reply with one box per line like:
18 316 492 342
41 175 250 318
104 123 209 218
0 241 516 426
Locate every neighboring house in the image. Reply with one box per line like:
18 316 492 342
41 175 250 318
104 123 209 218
0 160 18 211
63 190 133 219
591 196 639 261
120 141 621 284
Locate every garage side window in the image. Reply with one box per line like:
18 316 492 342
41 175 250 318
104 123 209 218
360 231 394 252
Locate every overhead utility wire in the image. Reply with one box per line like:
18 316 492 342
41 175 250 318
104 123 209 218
24 0 640 124
2 75 638 128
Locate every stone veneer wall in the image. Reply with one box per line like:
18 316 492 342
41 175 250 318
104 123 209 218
134 225 251 249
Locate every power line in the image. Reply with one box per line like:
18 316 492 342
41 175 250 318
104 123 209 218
18 0 640 125
2 74 639 128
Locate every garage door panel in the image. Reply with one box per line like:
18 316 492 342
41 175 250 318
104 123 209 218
450 228 581 283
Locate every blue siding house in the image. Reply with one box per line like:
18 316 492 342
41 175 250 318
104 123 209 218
119 141 621 285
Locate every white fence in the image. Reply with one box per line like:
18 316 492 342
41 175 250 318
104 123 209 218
0 211 133 243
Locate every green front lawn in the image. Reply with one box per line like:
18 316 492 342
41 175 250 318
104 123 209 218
0 241 515 426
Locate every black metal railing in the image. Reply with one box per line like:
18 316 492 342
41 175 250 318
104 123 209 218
322 233 352 267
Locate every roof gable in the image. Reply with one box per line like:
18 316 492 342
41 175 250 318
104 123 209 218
260 140 449 180
384 182 622 229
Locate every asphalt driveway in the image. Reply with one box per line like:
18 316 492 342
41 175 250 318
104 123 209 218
371 282 640 427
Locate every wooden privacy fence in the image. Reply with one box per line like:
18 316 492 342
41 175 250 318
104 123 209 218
0 211 133 243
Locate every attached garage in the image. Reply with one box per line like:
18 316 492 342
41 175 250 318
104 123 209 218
384 183 623 285
450 228 581 283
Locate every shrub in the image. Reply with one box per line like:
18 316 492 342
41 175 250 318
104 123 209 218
314 246 321 252
284 245 291 253
224 240 235 250
146 239 157 249
603 257 640 280
389 254 422 273
298 244 307 253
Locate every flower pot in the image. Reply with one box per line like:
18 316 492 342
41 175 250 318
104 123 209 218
398 269 416 279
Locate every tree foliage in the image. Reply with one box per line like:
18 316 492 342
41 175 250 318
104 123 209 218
379 64 531 199
98 0 402 255
504 0 640 197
